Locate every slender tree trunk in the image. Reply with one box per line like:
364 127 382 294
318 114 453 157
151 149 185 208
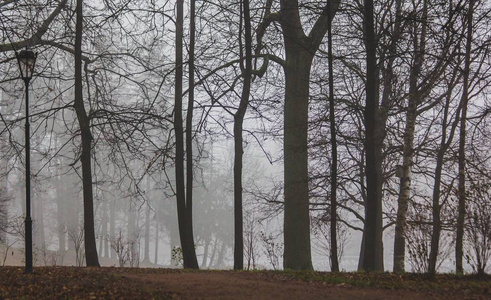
201 238 210 268
214 241 226 269
393 0 426 273
208 238 218 268
174 0 198 269
154 210 159 265
143 199 151 263
56 181 66 255
127 201 135 241
393 100 417 273
74 0 99 267
326 2 339 272
362 0 383 272
109 198 116 258
428 73 461 275
185 0 196 268
456 0 474 275
34 196 46 252
101 200 108 258
233 0 252 271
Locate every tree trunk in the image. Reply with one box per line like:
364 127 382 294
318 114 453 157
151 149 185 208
362 0 383 272
233 0 252 271
174 0 198 269
276 0 340 271
201 237 210 268
428 72 461 275
393 101 417 273
154 209 159 265
393 0 426 272
208 238 218 268
109 198 116 258
127 201 136 241
283 46 314 270
56 180 66 255
327 2 339 272
213 241 226 269
456 0 474 275
74 0 99 267
143 198 151 263
101 200 108 258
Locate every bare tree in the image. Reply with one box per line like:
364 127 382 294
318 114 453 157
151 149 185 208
456 0 475 275
73 0 99 267
256 0 341 271
174 0 199 269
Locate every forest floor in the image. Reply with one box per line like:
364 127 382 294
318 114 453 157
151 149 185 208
0 266 490 299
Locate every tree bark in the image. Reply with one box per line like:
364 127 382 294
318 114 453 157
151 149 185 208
279 0 340 271
456 0 474 275
101 200 109 258
154 209 159 265
109 198 116 258
74 0 99 267
201 237 210 268
143 198 151 263
175 0 198 269
362 0 383 272
233 0 252 271
428 72 461 276
326 1 339 272
393 0 426 273
283 46 314 270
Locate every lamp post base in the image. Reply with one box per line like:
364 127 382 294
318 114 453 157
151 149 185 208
25 216 32 274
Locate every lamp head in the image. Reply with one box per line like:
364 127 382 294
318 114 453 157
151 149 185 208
16 50 37 82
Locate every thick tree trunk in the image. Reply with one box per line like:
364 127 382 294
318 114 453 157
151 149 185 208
74 0 99 267
362 0 383 272
274 0 340 271
456 0 474 275
283 47 314 270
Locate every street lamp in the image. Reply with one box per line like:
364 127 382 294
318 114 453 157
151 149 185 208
16 49 37 274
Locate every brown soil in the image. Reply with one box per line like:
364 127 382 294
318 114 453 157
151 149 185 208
1 266 489 299
120 270 482 300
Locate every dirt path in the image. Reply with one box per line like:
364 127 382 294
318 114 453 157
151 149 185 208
122 271 448 300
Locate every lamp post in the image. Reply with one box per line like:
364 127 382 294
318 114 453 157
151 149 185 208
16 49 37 274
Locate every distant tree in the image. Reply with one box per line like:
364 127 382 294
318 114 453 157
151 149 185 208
0 187 9 244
